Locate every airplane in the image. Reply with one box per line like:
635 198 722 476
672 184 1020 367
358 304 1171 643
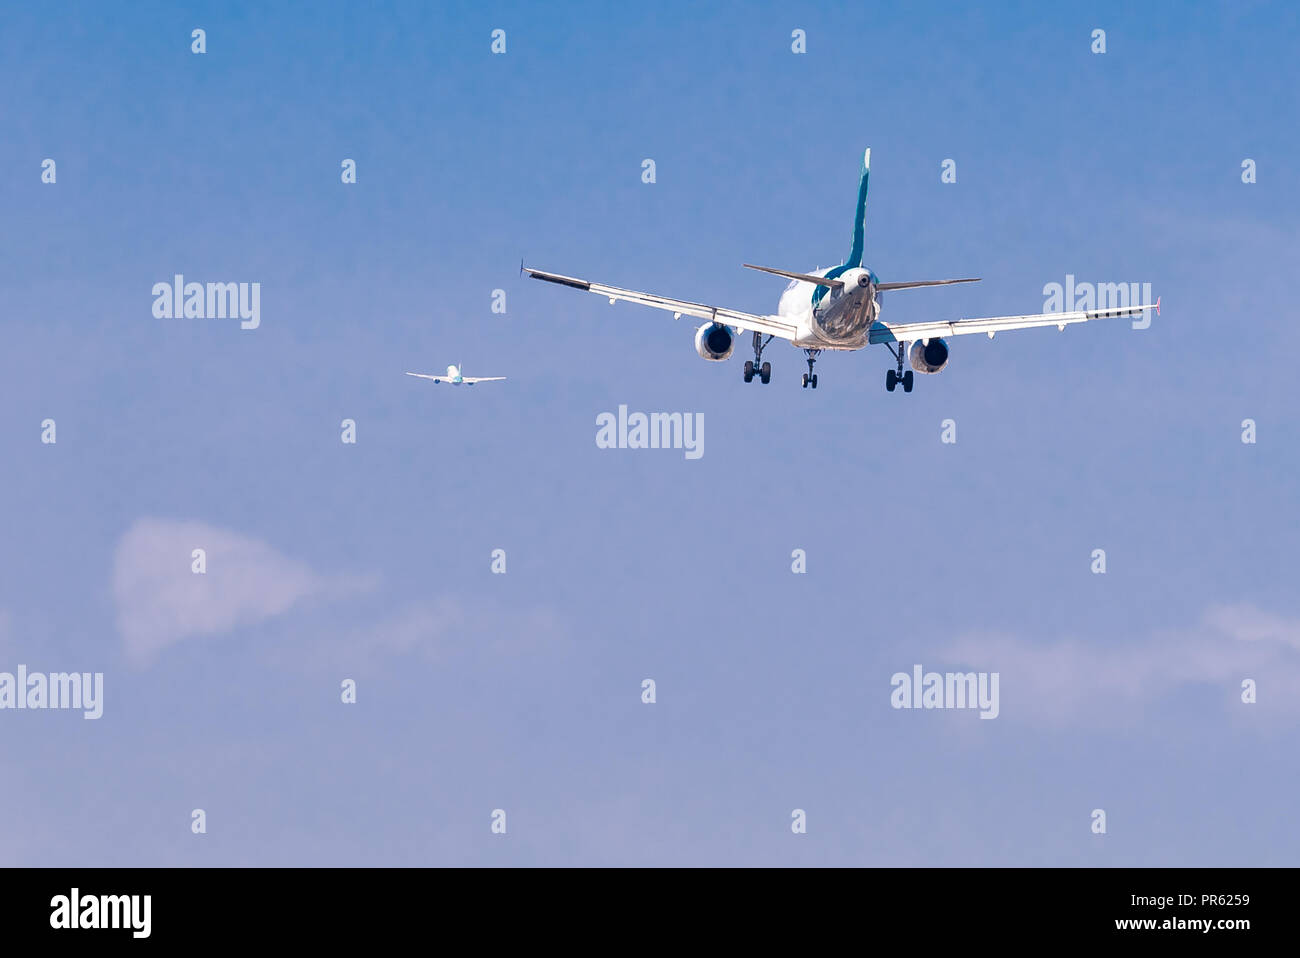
405 364 505 386
523 148 1158 391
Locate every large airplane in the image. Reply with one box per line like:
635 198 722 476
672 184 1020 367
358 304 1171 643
524 149 1158 391
405 364 505 386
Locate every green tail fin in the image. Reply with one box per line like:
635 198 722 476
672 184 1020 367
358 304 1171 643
845 148 870 268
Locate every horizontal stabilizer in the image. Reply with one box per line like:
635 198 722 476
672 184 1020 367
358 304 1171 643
874 278 981 291
741 263 844 289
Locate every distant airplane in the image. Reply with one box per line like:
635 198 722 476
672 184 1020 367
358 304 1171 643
525 148 1158 391
405 364 505 386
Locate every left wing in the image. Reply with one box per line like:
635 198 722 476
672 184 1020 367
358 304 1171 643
524 265 798 341
405 372 448 382
870 299 1159 343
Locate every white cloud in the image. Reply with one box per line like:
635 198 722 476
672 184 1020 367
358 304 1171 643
343 598 568 666
111 518 361 663
941 604 1300 724
1203 603 1300 648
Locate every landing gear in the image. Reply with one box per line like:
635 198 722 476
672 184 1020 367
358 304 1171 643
883 342 914 393
801 349 821 389
885 369 914 392
744 332 773 385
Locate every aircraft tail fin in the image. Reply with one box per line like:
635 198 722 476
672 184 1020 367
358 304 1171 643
844 148 870 268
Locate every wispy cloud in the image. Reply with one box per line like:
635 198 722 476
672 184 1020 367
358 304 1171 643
111 518 369 664
1203 603 1300 648
278 597 571 674
942 604 1300 724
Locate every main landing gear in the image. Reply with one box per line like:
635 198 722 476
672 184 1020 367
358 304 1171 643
883 341 914 393
801 349 821 389
743 331 772 384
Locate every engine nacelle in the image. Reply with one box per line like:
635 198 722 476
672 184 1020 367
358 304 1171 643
695 322 735 361
909 337 950 374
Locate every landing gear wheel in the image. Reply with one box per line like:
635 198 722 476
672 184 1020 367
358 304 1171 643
802 349 821 389
886 369 897 392
746 332 773 386
902 370 913 393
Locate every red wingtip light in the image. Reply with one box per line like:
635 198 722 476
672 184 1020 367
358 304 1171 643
1155 296 1161 316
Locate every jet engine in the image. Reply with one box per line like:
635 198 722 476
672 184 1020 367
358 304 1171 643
695 322 735 361
908 337 950 374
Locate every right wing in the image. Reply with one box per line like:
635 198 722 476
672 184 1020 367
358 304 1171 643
870 300 1159 343
405 372 447 383
460 377 506 384
524 265 798 341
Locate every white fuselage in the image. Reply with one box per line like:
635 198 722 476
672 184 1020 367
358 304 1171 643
778 267 880 351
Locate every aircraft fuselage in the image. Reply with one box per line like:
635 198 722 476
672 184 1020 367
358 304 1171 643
779 266 881 351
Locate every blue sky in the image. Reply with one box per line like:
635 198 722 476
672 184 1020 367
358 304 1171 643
1 0 1298 865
